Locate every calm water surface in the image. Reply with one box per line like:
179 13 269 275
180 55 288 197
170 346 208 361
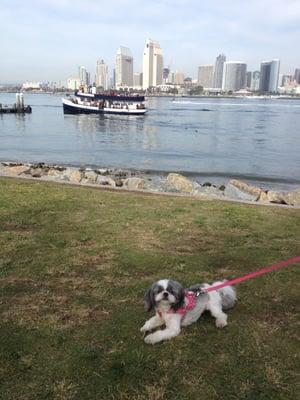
0 93 299 188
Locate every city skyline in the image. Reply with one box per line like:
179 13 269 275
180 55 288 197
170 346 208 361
1 0 300 83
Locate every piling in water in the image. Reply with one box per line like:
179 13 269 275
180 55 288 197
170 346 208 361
0 93 32 114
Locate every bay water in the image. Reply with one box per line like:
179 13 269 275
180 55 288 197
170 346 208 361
1 93 299 190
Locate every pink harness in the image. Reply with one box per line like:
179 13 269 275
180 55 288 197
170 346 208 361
156 292 196 320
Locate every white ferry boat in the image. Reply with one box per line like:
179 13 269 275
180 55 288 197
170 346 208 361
62 91 147 115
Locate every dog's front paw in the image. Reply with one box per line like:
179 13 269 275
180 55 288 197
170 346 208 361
140 323 150 333
144 333 158 345
216 316 228 328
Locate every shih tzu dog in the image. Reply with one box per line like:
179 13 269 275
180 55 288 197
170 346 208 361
141 279 237 345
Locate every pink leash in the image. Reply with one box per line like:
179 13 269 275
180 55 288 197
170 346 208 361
202 255 300 294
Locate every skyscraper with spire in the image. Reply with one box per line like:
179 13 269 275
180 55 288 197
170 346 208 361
143 39 163 89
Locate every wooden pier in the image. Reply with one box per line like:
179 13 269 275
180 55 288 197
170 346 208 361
0 105 32 114
0 93 32 114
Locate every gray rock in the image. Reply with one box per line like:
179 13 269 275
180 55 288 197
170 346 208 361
32 162 47 169
112 169 129 178
114 178 123 187
224 183 258 202
193 186 224 198
0 163 8 174
30 167 49 178
83 170 98 184
96 175 116 187
124 177 145 190
142 176 166 192
97 168 109 175
228 179 262 200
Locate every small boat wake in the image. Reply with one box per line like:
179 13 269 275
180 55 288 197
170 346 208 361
171 100 300 108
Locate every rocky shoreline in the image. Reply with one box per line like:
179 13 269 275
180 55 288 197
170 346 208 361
1 161 300 207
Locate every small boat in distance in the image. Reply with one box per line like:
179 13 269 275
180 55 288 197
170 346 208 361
62 91 147 115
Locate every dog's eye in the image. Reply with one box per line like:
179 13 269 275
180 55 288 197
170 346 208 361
155 285 164 294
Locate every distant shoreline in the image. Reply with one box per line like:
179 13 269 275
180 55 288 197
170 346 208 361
0 90 300 100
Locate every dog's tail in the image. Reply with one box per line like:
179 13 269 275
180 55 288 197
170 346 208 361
212 280 237 310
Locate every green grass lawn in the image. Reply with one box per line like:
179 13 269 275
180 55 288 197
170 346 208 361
0 177 299 400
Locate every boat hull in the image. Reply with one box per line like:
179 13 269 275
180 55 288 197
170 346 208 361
62 98 147 115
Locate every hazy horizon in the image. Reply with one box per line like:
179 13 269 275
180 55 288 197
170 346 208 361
1 0 300 83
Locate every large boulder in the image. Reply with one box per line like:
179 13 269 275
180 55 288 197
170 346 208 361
266 191 287 204
47 168 63 178
193 186 224 199
96 175 116 187
0 163 7 174
166 173 196 193
258 191 269 203
29 167 49 178
224 179 262 202
284 188 300 206
124 177 145 190
68 169 82 183
7 165 30 175
82 170 98 184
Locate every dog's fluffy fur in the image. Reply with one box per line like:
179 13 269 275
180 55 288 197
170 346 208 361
141 279 237 344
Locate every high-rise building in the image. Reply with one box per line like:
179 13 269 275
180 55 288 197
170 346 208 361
95 59 108 90
246 71 252 88
67 77 81 90
112 69 116 89
163 67 170 84
169 72 175 84
143 39 163 89
78 66 89 86
294 68 300 84
175 71 185 85
198 65 214 88
213 54 226 88
259 59 280 93
115 46 133 89
250 71 260 91
222 61 247 92
281 75 293 86
133 72 143 89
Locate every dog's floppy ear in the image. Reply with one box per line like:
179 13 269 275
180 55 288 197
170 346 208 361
170 281 185 311
144 285 155 312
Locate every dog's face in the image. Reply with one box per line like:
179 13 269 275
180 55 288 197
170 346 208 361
144 279 185 312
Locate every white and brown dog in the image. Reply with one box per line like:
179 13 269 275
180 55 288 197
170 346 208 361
141 279 237 344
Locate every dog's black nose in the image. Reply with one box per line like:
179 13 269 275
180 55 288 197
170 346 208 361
163 291 169 298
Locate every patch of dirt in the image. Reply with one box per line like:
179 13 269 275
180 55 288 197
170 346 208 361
1 291 109 330
0 222 38 233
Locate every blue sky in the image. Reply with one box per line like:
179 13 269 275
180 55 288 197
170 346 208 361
1 0 300 83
